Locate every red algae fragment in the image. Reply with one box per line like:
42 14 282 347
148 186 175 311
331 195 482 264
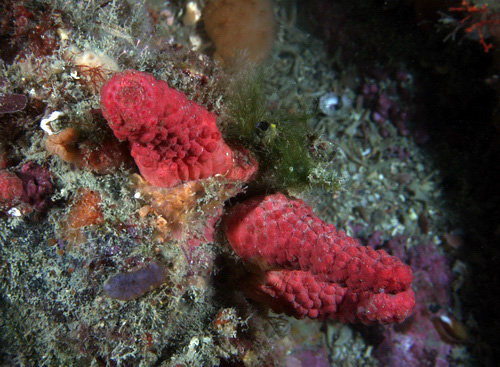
103 261 167 301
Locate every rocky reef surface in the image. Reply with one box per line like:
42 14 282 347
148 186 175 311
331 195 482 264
1 1 499 366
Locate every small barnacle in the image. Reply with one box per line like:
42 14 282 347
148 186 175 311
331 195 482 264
319 93 341 115
319 92 353 116
7 207 23 217
40 111 64 135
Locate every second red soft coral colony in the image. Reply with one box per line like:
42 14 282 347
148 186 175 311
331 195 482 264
100 70 415 324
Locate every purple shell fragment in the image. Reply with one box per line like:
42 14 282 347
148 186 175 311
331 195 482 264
0 93 27 114
103 260 167 301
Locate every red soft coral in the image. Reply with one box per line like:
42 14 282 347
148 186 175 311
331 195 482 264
101 70 256 187
223 193 415 324
0 170 23 210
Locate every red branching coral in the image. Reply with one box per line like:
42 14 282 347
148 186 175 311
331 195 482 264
101 70 257 187
449 0 500 53
223 193 415 324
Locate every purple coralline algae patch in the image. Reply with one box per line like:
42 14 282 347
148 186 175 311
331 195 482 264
286 349 330 367
18 161 54 211
373 241 455 367
103 260 167 301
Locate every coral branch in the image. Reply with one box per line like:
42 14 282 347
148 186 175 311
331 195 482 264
449 0 500 52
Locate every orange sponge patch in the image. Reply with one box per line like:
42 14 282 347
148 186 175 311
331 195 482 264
203 0 276 65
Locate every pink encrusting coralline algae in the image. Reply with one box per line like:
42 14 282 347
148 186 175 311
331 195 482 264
223 193 415 324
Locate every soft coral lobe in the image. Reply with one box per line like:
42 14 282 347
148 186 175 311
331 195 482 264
0 170 23 210
223 193 415 324
101 70 256 187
